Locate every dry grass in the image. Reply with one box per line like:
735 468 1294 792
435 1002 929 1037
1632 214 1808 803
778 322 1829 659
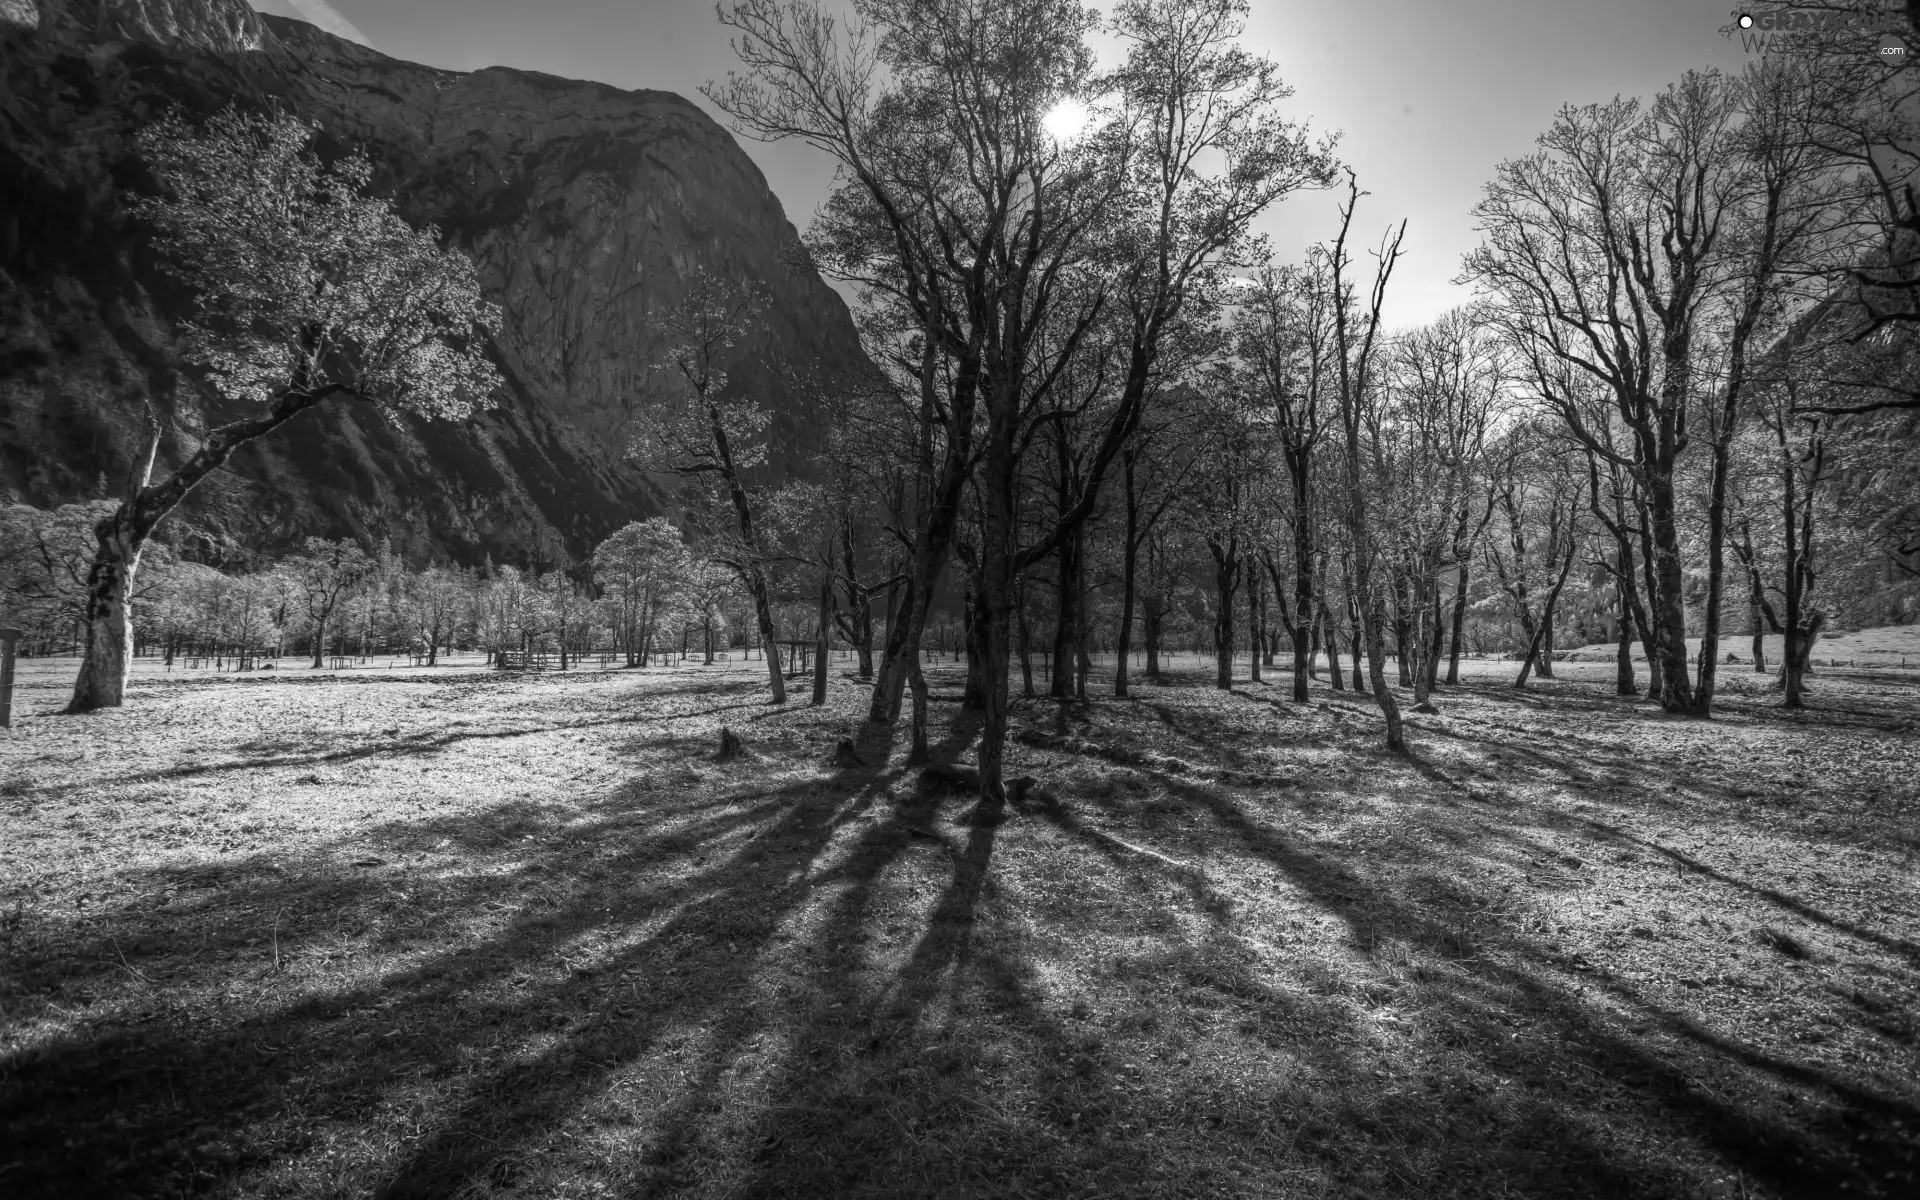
0 651 1915 1199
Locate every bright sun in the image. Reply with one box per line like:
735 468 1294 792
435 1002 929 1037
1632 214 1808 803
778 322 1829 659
1042 97 1092 143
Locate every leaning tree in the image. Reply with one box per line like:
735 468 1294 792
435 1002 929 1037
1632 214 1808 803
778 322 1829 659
66 108 501 713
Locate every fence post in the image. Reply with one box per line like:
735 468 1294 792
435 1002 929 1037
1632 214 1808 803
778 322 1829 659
0 628 19 729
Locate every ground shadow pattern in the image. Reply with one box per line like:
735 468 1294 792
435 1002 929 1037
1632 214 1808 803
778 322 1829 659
1 659 1916 1199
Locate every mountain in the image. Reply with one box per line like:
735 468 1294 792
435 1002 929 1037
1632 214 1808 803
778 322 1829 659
0 0 865 567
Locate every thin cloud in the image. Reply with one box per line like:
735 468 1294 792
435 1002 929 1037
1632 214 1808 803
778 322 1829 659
284 0 377 50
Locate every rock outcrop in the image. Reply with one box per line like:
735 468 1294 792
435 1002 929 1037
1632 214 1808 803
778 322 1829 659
0 0 864 566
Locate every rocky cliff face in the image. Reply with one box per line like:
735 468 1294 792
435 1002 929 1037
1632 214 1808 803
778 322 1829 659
0 0 863 566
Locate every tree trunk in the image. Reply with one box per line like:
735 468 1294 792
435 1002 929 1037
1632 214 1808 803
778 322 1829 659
1614 545 1639 696
1073 527 1089 701
1535 595 1557 679
839 520 877 680
1616 611 1636 696
1321 604 1344 691
1392 600 1413 687
1019 587 1037 698
1444 562 1469 685
975 391 1019 804
1784 610 1821 707
811 543 833 706
1347 595 1365 694
1357 585 1404 752
68 516 142 712
749 569 787 703
869 455 969 726
1212 543 1238 691
1116 459 1138 699
1415 587 1442 711
1631 499 1665 698
1144 602 1162 680
1781 453 1808 709
1646 466 1694 712
907 652 932 764
964 573 990 710
1288 454 1316 701
1049 529 1077 700
1248 570 1262 684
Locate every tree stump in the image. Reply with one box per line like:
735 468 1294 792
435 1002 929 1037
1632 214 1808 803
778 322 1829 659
716 727 745 761
831 738 867 768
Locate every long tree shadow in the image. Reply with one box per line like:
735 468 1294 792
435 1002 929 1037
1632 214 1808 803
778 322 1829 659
0 739 896 1199
1144 759 1918 1197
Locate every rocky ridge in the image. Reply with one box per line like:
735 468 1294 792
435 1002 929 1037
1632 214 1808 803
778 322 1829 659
0 0 863 566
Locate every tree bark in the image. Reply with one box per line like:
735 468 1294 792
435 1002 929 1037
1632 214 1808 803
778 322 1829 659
907 651 932 763
976 384 1020 803
1073 525 1090 701
1535 590 1558 680
746 569 786 703
1115 455 1138 698
1144 599 1163 681
1248 569 1263 684
1211 539 1238 691
811 539 833 706
68 517 141 713
1018 584 1037 698
964 570 990 710
1645 458 1694 712
1320 601 1344 691
1414 587 1442 711
1444 563 1470 686
1347 593 1365 694
1392 601 1414 687
1613 542 1640 696
1050 523 1078 700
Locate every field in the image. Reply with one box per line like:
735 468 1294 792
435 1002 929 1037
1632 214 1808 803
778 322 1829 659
1 650 1917 1199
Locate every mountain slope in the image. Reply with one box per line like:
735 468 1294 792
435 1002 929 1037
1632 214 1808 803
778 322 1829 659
0 0 863 566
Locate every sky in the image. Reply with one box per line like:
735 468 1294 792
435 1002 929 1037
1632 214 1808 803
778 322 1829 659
246 0 1763 328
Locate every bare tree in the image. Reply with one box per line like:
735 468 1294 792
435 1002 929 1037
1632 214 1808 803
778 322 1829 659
1236 262 1334 702
1379 308 1501 710
711 0 1331 799
1327 173 1410 752
630 266 788 702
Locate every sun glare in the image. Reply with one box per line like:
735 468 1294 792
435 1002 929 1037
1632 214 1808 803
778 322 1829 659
1042 97 1092 143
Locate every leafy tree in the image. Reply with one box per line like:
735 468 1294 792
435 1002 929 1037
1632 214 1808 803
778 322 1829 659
592 518 693 668
0 501 119 650
65 107 500 713
289 538 372 668
404 566 465 665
